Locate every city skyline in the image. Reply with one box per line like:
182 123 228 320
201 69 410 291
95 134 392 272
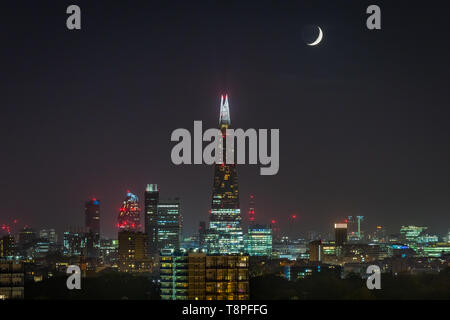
1 92 448 240
1 0 450 304
1 1 450 239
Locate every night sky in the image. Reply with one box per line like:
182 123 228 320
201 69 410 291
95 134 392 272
1 1 449 239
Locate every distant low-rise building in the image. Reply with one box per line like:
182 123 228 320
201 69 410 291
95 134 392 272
284 262 341 280
421 243 450 257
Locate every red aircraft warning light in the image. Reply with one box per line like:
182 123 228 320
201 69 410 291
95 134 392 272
248 195 256 223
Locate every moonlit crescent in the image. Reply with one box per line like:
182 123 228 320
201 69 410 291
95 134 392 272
307 27 323 46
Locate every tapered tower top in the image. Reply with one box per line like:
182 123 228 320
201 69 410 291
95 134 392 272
219 94 231 126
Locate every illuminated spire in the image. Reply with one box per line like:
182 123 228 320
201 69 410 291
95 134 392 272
219 94 231 126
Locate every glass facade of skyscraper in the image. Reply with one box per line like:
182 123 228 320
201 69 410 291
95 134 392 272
157 199 182 250
85 198 100 236
207 95 244 254
144 184 159 254
247 225 272 256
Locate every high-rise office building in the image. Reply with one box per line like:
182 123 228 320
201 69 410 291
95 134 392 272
17 227 36 257
347 216 364 241
208 94 244 254
144 184 159 254
371 225 387 243
63 229 85 257
118 230 151 272
18 227 36 247
160 249 249 300
204 229 219 251
85 201 101 256
334 223 348 247
33 229 58 258
85 230 100 259
39 229 58 244
85 198 100 236
117 191 141 231
156 199 182 250
247 225 272 256
400 225 427 243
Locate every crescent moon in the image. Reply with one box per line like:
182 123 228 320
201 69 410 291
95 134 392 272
307 27 323 46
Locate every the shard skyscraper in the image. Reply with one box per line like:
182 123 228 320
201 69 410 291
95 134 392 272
207 94 244 254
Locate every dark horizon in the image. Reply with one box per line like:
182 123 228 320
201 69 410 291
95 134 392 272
1 0 449 239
